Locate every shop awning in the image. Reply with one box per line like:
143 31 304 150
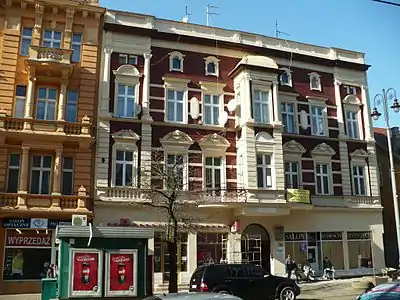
56 225 154 239
106 221 230 232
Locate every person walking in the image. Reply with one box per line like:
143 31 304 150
285 254 294 279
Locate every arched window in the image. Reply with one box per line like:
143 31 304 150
204 56 219 76
169 51 185 72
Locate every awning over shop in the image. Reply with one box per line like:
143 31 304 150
106 221 230 232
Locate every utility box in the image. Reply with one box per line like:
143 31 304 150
41 278 57 300
55 225 153 299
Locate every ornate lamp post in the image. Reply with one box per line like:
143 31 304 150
371 88 400 265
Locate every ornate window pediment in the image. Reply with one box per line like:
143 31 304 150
343 94 361 106
283 140 306 154
111 129 140 145
198 133 230 156
350 148 368 164
113 65 141 82
160 130 194 152
311 142 335 157
255 131 274 152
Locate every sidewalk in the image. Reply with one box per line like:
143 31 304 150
0 294 40 300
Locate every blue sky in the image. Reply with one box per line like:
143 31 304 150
101 0 400 129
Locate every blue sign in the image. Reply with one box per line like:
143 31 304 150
2 218 71 229
48 220 71 229
3 218 30 228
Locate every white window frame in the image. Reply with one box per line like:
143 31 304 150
203 94 221 126
116 84 136 118
165 153 188 191
169 51 185 72
42 29 62 48
280 67 292 87
252 86 272 124
20 27 33 56
284 161 301 189
346 110 359 139
315 163 330 195
343 85 357 95
203 156 226 193
119 53 138 65
61 157 74 195
36 87 57 120
256 153 273 188
163 76 190 124
309 100 328 137
283 140 306 189
308 72 322 91
30 155 52 195
200 81 226 127
14 85 27 118
113 65 141 119
111 130 140 188
204 56 219 77
280 101 297 134
350 149 370 196
352 165 366 196
71 33 82 62
7 153 20 193
115 150 134 187
254 131 276 189
311 143 335 196
343 94 363 140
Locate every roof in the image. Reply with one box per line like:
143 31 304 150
373 127 400 162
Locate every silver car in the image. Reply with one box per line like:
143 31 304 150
143 292 243 300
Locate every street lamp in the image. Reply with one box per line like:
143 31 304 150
371 88 400 266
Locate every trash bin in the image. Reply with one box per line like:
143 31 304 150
41 278 57 300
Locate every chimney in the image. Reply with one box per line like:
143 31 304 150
391 127 400 154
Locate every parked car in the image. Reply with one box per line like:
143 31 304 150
189 263 300 300
356 282 400 299
143 292 243 300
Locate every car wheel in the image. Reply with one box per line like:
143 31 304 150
279 287 296 300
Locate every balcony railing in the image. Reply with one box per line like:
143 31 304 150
311 195 381 208
28 45 72 65
0 186 90 212
0 113 91 136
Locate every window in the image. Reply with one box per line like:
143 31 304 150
66 91 78 122
310 105 326 136
257 154 272 188
166 154 184 190
348 232 372 269
205 157 222 192
203 94 220 125
315 163 330 195
281 102 296 133
3 229 52 280
20 27 32 56
308 72 321 91
36 87 57 120
207 62 216 75
353 166 366 196
169 51 184 72
285 162 299 189
14 85 27 118
30 155 52 194
7 154 20 193
204 56 219 76
62 157 74 195
116 84 135 118
115 150 133 187
119 54 137 65
166 90 184 122
280 68 292 86
71 33 82 62
344 85 357 95
253 90 270 124
346 111 359 139
42 30 62 48
197 233 227 265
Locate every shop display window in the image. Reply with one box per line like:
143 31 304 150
197 233 227 266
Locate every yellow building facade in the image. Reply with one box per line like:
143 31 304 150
0 0 104 294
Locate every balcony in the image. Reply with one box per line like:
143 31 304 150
0 186 90 216
311 195 381 209
28 45 72 65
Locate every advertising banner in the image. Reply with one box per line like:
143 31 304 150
69 249 103 298
105 250 138 297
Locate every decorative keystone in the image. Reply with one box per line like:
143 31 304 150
82 115 90 124
81 115 91 135
78 185 87 197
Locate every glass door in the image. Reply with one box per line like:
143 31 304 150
307 246 319 271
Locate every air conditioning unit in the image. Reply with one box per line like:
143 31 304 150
72 214 88 226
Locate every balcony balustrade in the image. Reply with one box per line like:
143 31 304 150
28 45 72 65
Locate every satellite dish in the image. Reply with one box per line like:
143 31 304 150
299 110 308 130
190 97 200 119
219 111 228 126
227 98 237 112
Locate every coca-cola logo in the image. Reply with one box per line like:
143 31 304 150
76 255 95 262
112 256 130 263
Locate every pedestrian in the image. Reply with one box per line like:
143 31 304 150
323 256 335 279
285 254 294 279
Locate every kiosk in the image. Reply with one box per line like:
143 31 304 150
53 225 153 299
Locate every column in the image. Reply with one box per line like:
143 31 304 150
273 130 285 193
244 73 252 123
101 48 113 116
57 80 68 131
52 148 62 195
272 80 280 124
142 52 152 120
361 85 373 141
23 75 36 130
334 79 346 137
17 145 30 208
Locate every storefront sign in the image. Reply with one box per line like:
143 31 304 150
321 232 342 240
3 218 30 228
287 189 311 204
69 249 103 298
48 220 72 229
6 232 52 247
105 250 138 297
284 232 307 241
3 218 71 229
347 231 371 240
30 218 48 229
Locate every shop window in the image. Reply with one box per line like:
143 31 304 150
3 229 52 280
153 232 188 274
347 231 372 269
321 232 344 270
285 241 308 267
197 233 227 265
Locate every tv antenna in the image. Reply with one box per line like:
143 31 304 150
182 5 191 23
206 4 219 26
275 20 290 38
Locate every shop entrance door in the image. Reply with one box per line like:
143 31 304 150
162 240 187 283
307 246 319 271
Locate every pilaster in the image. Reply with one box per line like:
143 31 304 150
17 145 30 208
367 140 380 197
334 79 346 137
52 147 63 195
227 232 241 263
95 120 110 188
142 52 152 120
33 2 44 45
187 233 197 275
273 127 285 191
100 48 113 117
361 85 373 140
238 125 257 189
23 74 36 129
57 79 68 131
339 141 352 195
140 122 153 189
272 80 279 123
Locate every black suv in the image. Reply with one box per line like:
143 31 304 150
189 263 300 300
